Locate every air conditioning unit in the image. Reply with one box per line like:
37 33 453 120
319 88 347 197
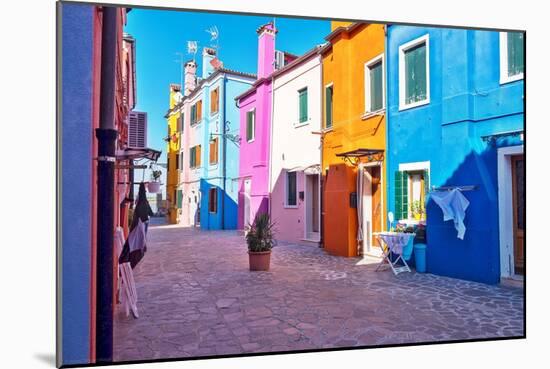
128 111 147 148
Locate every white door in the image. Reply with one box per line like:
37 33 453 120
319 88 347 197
362 168 373 253
244 179 251 228
305 174 320 240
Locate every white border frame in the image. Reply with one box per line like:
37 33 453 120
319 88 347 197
497 145 524 279
499 32 524 85
398 34 430 111
398 160 430 221
364 53 385 115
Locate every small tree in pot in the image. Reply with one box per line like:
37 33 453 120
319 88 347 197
246 213 276 271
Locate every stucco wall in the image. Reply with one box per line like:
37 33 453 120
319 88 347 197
271 55 322 243
386 26 524 284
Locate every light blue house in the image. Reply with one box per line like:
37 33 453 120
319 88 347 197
386 25 524 284
176 48 256 230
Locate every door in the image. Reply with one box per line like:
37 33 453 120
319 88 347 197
361 168 373 252
511 155 525 275
244 179 251 228
370 166 382 237
305 174 320 239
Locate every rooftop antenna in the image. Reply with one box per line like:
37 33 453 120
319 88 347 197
187 40 198 63
205 25 220 53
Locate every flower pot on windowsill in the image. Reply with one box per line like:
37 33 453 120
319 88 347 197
413 213 421 221
147 181 161 193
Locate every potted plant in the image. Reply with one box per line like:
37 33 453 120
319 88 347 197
411 200 425 220
246 213 276 271
147 169 162 193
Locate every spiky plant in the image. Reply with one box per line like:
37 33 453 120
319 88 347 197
246 213 276 252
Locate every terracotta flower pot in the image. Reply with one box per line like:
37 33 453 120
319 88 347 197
248 250 271 271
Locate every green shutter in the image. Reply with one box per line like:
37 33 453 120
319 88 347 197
394 170 409 220
181 112 184 132
189 147 195 168
325 86 333 128
370 61 383 111
423 169 430 211
507 32 524 77
177 190 183 208
299 88 308 123
405 43 427 104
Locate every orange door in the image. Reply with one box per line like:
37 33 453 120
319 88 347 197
511 155 525 275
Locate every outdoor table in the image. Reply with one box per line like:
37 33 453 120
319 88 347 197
373 231 415 275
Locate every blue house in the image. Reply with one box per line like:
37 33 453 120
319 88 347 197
386 25 524 284
175 48 256 230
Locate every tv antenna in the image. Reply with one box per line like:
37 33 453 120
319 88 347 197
187 40 198 62
205 25 220 52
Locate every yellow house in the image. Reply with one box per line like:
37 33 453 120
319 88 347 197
321 22 387 257
165 84 182 224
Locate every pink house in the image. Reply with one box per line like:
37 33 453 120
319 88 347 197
236 23 276 229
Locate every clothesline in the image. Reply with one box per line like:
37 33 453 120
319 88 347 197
430 185 477 192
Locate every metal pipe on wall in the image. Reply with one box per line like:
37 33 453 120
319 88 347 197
95 6 118 363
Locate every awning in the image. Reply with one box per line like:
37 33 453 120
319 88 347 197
287 164 321 175
116 147 162 162
336 148 384 165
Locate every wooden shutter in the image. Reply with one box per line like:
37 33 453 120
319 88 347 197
299 88 308 123
394 170 409 220
191 105 196 125
197 100 202 120
209 188 217 213
211 88 219 114
196 145 201 167
405 43 426 104
175 151 180 169
325 85 333 128
189 147 194 168
508 32 524 76
287 171 297 206
209 138 218 164
370 61 383 111
177 190 183 208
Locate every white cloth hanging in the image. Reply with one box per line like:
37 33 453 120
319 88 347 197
430 188 470 240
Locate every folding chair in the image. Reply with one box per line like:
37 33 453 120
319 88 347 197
115 227 139 318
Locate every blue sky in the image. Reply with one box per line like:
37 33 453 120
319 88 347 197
124 8 331 164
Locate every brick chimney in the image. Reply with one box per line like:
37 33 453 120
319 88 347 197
184 60 197 97
256 22 277 79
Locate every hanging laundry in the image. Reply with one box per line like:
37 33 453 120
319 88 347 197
430 188 470 240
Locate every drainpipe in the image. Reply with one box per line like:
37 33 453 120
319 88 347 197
95 6 117 364
318 54 324 248
221 76 227 229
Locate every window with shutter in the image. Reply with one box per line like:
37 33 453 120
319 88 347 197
177 190 183 208
399 35 429 110
175 152 179 170
209 188 218 213
197 100 202 121
196 145 201 167
394 170 409 221
190 104 197 125
298 88 308 123
369 61 383 111
210 88 219 114
507 32 524 77
404 43 427 104
325 85 333 128
286 171 297 207
246 109 255 142
189 147 195 168
209 138 218 165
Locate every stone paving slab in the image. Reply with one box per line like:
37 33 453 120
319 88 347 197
114 223 524 362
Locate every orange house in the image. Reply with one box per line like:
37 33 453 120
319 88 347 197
321 22 387 257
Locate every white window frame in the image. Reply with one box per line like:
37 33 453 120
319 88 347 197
499 32 524 85
246 108 256 143
398 161 430 222
284 170 299 209
398 34 430 111
364 53 385 115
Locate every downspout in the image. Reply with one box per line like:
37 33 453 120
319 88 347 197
384 24 390 231
318 53 324 248
221 76 227 229
95 6 117 363
267 18 276 220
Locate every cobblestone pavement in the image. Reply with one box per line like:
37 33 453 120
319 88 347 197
114 222 524 362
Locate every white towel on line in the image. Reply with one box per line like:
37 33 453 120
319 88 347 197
429 188 470 240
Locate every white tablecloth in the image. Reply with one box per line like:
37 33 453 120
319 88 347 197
374 232 415 255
